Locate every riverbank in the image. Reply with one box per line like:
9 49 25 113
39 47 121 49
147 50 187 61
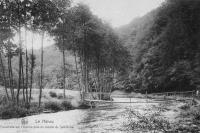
0 89 89 119
159 98 200 132
124 96 200 132
0 96 199 133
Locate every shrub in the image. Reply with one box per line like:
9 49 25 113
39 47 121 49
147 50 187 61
0 96 8 105
193 111 200 121
44 102 62 112
180 104 190 110
49 91 57 98
125 109 172 132
78 101 90 109
57 94 64 99
61 101 73 110
0 103 28 119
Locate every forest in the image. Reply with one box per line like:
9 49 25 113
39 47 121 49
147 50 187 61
0 0 200 109
119 0 200 93
0 0 132 107
1 1 200 132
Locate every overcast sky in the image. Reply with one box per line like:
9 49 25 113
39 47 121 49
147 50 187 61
17 0 164 49
73 0 164 27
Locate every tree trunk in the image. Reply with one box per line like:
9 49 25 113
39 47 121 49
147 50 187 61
79 53 84 100
29 32 34 103
80 50 84 92
7 52 12 99
25 28 29 105
62 37 66 98
39 32 44 107
0 50 9 100
9 55 14 99
21 59 25 103
8 14 14 100
16 1 22 105
74 51 81 90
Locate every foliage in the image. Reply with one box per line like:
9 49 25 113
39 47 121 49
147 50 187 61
44 101 62 112
61 100 72 110
78 101 90 109
0 102 29 119
125 109 172 132
49 91 57 98
51 3 132 94
119 0 200 93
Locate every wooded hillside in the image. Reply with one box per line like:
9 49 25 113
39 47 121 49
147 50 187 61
118 0 200 93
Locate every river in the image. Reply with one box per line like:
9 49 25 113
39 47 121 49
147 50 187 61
0 98 161 133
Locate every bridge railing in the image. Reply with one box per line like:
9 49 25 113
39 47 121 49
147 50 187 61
82 90 197 101
150 90 195 96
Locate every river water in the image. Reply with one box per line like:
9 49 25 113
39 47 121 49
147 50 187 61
0 98 160 133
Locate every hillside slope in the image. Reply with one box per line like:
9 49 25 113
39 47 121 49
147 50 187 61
117 0 200 93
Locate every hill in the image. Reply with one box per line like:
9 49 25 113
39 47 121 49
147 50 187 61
117 0 200 93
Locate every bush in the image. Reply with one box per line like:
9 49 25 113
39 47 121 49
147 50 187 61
49 91 57 98
125 109 172 132
0 96 8 105
78 101 90 109
44 102 62 112
193 111 200 121
61 101 73 110
180 104 190 110
0 103 28 119
57 94 64 99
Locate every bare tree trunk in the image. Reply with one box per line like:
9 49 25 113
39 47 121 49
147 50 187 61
8 14 14 100
9 56 14 99
79 53 84 100
74 51 81 90
16 1 22 105
39 32 44 107
21 59 25 103
25 28 29 105
80 50 84 92
0 50 9 100
7 52 12 99
96 61 100 99
29 32 34 103
17 46 22 104
62 36 66 98
111 67 115 93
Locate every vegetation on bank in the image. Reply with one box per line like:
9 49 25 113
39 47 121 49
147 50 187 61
0 89 89 119
0 0 131 116
118 0 200 93
125 98 200 132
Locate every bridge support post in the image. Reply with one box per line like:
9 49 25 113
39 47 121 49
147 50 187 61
146 91 148 103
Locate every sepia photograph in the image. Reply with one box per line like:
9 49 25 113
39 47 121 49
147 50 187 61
0 0 200 132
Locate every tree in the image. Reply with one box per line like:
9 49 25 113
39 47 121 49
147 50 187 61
31 0 63 106
51 0 71 98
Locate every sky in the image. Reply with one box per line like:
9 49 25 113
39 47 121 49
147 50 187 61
15 0 164 49
73 0 164 27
